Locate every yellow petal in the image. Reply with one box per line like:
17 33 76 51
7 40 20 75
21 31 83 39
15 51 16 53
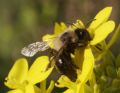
25 84 35 93
63 89 74 93
76 83 85 93
88 7 112 31
55 75 76 89
76 20 85 28
42 22 67 48
7 89 23 93
90 21 115 45
38 67 53 83
74 47 85 69
71 20 85 30
54 23 61 35
61 22 67 31
27 56 53 84
78 47 94 83
42 34 57 41
54 22 67 35
42 34 56 48
5 58 28 89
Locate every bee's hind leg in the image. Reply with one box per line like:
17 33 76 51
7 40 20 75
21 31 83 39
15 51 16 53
47 48 58 67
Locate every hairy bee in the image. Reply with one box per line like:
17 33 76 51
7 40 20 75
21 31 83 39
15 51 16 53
21 28 91 81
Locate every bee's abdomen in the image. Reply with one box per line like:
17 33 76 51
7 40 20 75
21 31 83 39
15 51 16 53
56 50 77 81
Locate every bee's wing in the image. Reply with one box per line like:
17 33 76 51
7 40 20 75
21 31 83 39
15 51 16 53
21 41 49 57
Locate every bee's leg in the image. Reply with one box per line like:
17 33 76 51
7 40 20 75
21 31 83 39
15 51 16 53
49 48 57 56
47 48 58 67
48 48 57 59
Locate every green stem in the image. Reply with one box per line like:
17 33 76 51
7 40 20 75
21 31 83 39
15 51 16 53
94 84 99 93
46 80 55 93
40 80 46 93
107 24 120 49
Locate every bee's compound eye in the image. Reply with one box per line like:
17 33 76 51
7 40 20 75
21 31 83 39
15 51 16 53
75 28 91 44
79 31 84 36
75 29 85 39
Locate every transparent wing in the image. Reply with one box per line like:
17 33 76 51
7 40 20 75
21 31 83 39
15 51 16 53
21 41 49 57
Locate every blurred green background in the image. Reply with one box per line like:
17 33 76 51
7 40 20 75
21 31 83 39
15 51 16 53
0 0 120 92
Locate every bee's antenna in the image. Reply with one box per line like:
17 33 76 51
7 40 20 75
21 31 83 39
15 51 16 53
86 19 96 27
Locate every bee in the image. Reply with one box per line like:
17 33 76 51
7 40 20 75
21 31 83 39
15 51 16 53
21 28 91 81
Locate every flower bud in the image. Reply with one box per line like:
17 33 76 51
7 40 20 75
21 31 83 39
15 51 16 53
116 55 120 68
112 78 120 88
106 65 117 78
117 67 120 78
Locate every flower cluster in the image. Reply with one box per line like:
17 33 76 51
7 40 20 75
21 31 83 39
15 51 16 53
5 6 116 93
5 56 54 93
42 6 115 93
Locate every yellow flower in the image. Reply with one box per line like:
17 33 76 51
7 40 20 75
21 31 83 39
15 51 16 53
42 6 115 93
88 7 115 45
5 56 54 93
43 7 115 52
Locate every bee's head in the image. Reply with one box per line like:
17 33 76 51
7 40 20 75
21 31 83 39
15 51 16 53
74 28 91 44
